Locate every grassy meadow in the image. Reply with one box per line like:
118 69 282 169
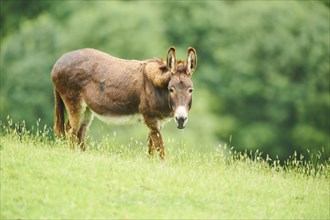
0 122 329 219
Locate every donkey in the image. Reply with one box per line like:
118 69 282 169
51 47 197 159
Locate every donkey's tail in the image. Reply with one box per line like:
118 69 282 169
54 89 65 137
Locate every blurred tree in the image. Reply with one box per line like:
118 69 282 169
1 0 52 37
1 13 62 126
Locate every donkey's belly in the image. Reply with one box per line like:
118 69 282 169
92 111 143 125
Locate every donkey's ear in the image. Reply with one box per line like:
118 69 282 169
166 46 176 74
187 47 197 75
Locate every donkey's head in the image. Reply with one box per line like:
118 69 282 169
166 47 197 129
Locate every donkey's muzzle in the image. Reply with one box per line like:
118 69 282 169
174 106 188 129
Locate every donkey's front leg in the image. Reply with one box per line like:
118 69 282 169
147 133 154 156
148 130 165 159
144 118 165 159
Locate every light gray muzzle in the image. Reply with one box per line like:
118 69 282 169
174 106 188 129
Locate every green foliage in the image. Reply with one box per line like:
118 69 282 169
1 126 329 219
163 1 330 158
0 1 329 159
0 0 53 37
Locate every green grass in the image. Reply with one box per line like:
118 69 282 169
0 124 329 219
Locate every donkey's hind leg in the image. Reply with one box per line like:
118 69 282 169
66 121 71 133
63 99 85 149
77 108 93 151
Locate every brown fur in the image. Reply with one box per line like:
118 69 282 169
51 47 197 159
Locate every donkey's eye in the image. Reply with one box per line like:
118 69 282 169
188 88 194 93
169 87 175 93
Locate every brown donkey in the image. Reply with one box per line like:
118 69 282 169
51 47 197 159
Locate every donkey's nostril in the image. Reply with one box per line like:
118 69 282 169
176 116 187 123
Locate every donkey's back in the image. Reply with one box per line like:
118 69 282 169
51 48 145 91
51 48 145 116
